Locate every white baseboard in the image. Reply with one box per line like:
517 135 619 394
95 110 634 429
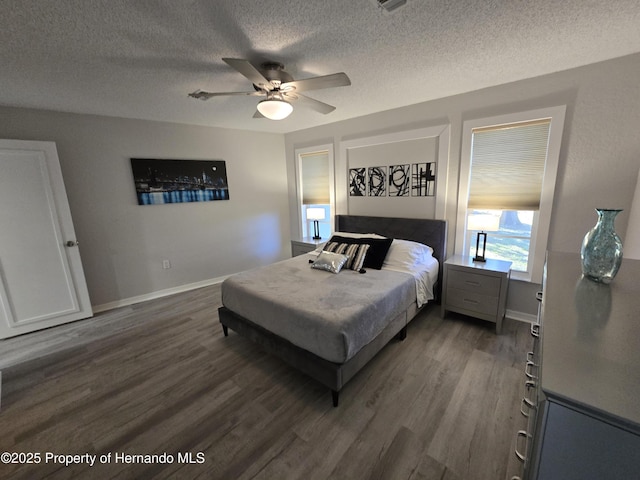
92 275 231 314
506 309 537 324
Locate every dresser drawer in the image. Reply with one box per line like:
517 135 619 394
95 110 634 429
448 269 501 296
445 287 499 316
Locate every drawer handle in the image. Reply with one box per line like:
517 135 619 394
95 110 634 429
520 397 536 417
465 280 481 286
530 323 540 338
523 380 537 413
526 351 536 364
525 361 537 380
463 298 479 305
515 430 530 462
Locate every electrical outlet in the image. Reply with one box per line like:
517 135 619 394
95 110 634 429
162 259 171 269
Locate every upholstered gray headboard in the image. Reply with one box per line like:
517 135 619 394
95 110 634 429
335 215 448 301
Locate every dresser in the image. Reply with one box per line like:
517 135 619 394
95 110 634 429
513 252 640 480
441 255 512 334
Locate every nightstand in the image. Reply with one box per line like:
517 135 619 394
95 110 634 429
441 255 512 334
290 237 325 257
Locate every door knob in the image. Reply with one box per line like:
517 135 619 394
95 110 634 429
65 240 79 247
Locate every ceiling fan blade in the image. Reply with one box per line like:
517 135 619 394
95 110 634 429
222 58 273 90
290 93 336 114
188 90 264 100
281 72 351 93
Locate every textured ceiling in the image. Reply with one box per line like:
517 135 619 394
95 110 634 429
2 0 640 134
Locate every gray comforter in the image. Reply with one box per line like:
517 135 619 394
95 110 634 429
221 254 416 363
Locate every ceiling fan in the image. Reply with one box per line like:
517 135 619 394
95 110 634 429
188 58 351 120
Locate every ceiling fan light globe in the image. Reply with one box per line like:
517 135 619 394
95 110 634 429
257 99 293 120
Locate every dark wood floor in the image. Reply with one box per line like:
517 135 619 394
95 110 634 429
0 284 531 480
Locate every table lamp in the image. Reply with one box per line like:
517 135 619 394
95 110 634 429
468 213 501 262
306 207 325 240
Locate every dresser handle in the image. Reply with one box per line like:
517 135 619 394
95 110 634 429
463 298 479 305
530 323 540 338
523 380 537 415
515 430 529 462
465 280 481 286
521 397 536 417
525 361 538 380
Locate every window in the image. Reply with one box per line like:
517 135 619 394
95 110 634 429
456 106 566 283
467 209 534 272
295 145 334 239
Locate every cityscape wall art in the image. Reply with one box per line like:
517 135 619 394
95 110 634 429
131 158 229 205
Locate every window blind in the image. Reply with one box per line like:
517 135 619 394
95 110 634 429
301 152 330 205
468 119 551 210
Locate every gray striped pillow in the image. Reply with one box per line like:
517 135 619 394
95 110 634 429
324 242 370 271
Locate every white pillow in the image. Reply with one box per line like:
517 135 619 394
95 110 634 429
383 239 434 268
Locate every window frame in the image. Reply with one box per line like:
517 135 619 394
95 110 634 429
294 144 335 239
455 106 566 283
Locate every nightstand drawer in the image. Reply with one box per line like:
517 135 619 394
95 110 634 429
448 269 501 296
291 238 323 257
292 243 315 256
446 287 499 316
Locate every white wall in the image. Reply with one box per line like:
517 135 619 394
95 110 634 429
0 107 289 309
345 137 438 218
285 53 640 316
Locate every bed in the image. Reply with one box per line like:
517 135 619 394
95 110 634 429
218 215 447 406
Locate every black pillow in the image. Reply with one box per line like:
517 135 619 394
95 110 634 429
328 235 393 269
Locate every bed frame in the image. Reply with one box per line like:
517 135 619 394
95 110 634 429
218 215 447 406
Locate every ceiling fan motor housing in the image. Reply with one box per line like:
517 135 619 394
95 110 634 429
252 62 294 91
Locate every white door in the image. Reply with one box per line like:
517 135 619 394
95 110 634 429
0 139 92 339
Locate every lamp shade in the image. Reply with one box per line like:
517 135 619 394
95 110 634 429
467 212 501 232
306 207 325 221
257 98 293 120
624 168 640 259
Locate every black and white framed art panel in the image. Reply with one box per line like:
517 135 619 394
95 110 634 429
348 167 367 196
388 164 411 197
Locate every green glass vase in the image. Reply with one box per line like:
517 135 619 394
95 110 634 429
580 208 623 284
